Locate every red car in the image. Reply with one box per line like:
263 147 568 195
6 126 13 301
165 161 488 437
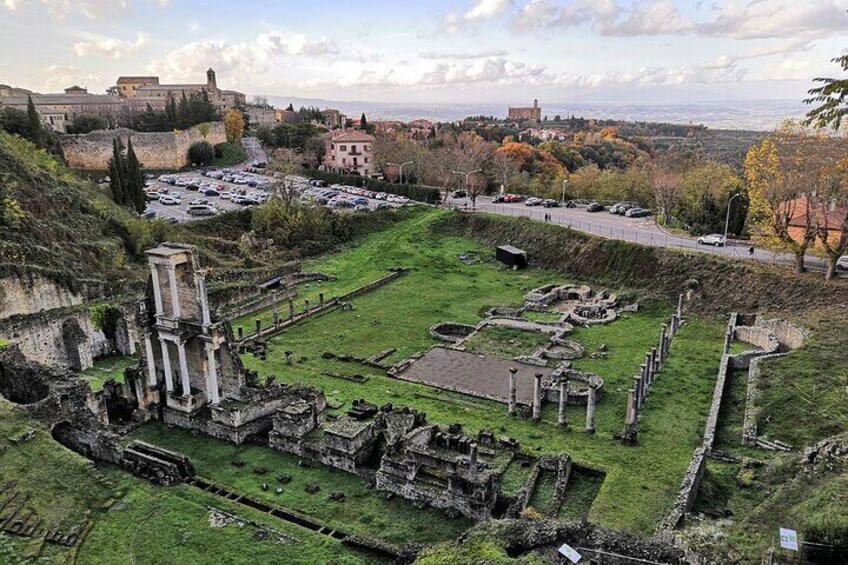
503 194 524 203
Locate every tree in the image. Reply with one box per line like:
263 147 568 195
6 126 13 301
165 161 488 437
224 108 245 143
805 54 848 130
109 137 128 207
26 96 44 148
360 113 368 130
188 141 215 166
67 113 107 134
125 137 146 213
807 135 848 279
744 127 817 273
105 86 120 96
652 168 683 222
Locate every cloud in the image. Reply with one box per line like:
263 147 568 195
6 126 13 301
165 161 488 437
73 33 148 58
700 0 846 40
419 49 509 60
146 30 353 85
1 0 169 19
510 0 847 41
41 64 103 91
189 21 200 32
443 0 515 32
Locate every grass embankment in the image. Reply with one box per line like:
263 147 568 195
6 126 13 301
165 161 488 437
439 212 848 314
220 209 727 534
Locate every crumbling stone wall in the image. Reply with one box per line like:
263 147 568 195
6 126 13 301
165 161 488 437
61 123 226 170
0 275 85 320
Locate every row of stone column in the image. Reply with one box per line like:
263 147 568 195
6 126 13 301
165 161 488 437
143 332 220 405
150 263 211 327
622 293 686 443
507 368 598 433
236 293 327 340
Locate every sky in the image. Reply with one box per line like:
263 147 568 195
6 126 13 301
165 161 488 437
1 0 846 106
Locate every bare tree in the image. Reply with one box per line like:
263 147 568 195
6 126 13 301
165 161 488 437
652 169 683 222
809 135 848 279
489 150 521 192
451 133 493 208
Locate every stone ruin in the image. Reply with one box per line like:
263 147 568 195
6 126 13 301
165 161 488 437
523 283 621 326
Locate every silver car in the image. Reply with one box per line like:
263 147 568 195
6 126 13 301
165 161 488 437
697 234 725 247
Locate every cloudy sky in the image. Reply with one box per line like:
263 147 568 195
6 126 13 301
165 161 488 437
1 0 846 105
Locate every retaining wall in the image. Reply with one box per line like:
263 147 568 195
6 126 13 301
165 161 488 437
62 123 226 170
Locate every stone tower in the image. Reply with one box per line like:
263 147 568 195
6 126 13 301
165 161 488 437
206 68 217 90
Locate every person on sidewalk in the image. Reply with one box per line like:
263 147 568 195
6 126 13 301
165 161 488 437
748 245 755 257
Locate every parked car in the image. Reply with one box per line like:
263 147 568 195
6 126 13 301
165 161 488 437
625 207 652 218
503 194 524 203
187 204 217 216
491 194 505 203
159 195 180 205
586 202 605 212
836 255 848 271
189 198 209 206
141 207 156 219
524 197 543 206
354 205 370 213
542 199 560 208
610 202 633 215
452 190 467 198
697 234 726 247
375 202 391 210
145 191 162 201
200 187 220 197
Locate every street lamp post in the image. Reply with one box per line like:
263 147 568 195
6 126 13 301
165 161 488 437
452 169 482 209
723 193 742 245
561 178 569 206
387 160 413 184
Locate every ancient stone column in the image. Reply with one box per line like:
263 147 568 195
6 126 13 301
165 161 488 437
159 337 174 393
255 319 261 335
288 298 295 320
149 264 164 316
670 314 678 337
640 363 648 394
237 326 243 340
629 388 639 426
176 340 191 397
625 388 635 428
198 271 211 326
304 299 310 313
644 353 653 386
204 342 220 405
651 347 659 375
273 305 279 327
677 293 683 319
319 292 324 308
634 375 643 410
724 329 732 355
166 264 181 319
144 332 157 387
532 373 543 421
558 379 568 427
659 324 668 361
469 443 479 481
585 384 597 433
507 367 518 416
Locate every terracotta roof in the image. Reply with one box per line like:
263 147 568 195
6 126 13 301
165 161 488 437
117 76 158 83
325 130 375 143
783 196 847 230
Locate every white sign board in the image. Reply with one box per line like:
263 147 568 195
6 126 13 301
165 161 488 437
780 528 799 551
558 543 582 564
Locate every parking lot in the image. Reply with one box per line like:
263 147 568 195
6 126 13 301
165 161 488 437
145 167 410 223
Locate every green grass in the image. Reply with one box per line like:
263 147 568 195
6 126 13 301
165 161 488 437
232 210 728 534
76 354 137 390
527 471 558 515
500 458 536 497
77 468 384 565
126 423 472 546
463 326 550 358
211 141 247 167
558 470 604 522
0 397 117 562
522 310 562 323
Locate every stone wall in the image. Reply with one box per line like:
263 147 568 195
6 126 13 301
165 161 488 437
61 122 227 170
0 305 137 370
0 275 85 320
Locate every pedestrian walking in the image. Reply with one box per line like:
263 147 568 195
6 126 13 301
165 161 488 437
748 245 755 257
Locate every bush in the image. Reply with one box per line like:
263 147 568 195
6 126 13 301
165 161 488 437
212 142 247 166
187 141 215 166
304 169 441 204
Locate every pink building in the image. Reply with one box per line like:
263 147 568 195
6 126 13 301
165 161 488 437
323 130 375 176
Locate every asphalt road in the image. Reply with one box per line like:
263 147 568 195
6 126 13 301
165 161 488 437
242 137 267 164
444 195 833 274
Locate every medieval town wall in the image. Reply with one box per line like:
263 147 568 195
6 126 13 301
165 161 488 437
61 122 226 170
0 275 85 320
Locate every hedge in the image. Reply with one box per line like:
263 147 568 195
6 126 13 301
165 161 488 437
304 169 441 204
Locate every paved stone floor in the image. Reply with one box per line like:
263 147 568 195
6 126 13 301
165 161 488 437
396 347 553 404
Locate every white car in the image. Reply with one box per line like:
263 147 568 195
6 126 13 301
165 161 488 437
697 234 725 247
837 256 848 271
159 195 180 205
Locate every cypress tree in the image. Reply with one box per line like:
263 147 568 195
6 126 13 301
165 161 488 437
26 95 44 148
177 93 190 129
125 137 145 213
166 95 178 129
360 113 368 130
109 137 128 206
